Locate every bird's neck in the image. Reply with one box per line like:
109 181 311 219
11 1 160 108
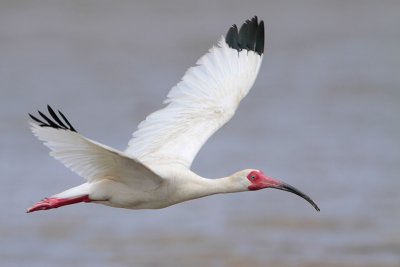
176 175 244 203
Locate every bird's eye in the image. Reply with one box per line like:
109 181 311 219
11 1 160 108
251 175 256 180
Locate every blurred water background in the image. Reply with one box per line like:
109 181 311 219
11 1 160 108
1 1 399 266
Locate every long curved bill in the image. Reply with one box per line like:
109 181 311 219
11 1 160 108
274 182 320 211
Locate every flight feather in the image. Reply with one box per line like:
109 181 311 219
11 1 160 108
125 17 265 168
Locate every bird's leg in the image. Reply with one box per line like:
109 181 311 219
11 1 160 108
26 195 91 213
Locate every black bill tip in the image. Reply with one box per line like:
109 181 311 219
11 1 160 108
276 182 320 212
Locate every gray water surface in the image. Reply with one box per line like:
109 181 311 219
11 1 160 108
1 1 399 266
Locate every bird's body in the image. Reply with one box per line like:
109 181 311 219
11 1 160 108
85 168 250 210
27 17 320 213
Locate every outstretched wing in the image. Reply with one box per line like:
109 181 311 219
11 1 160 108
30 106 162 189
125 16 265 168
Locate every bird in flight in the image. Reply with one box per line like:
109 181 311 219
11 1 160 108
27 16 320 213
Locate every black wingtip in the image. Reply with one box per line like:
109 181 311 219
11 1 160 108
225 16 264 55
29 105 77 132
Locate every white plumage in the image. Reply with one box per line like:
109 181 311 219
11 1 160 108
27 17 320 213
125 37 262 168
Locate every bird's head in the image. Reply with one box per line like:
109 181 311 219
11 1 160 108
234 169 320 211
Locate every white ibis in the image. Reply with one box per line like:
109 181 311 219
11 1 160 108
27 17 320 213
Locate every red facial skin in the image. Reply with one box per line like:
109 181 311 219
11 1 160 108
247 170 282 190
27 195 91 213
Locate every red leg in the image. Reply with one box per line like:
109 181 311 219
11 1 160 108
27 195 91 213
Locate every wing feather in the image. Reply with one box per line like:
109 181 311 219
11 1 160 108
30 108 162 189
125 17 265 168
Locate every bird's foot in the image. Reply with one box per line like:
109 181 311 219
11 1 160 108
26 195 91 213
